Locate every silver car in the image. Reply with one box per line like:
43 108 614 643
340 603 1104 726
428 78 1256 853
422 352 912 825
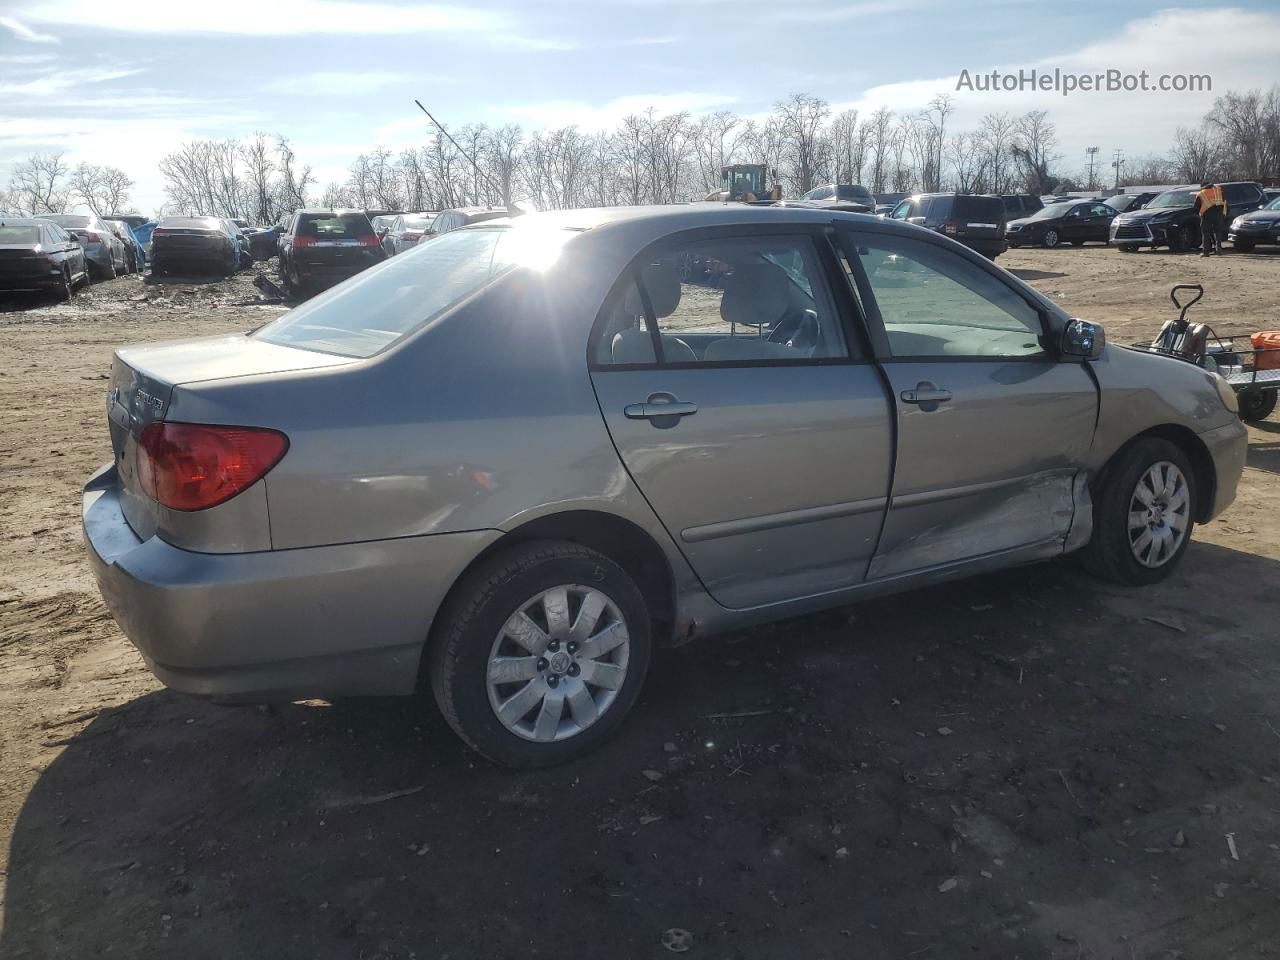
41 214 128 281
83 205 1247 767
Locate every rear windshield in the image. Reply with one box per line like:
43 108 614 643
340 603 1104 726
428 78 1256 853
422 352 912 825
0 226 40 243
255 228 514 358
298 213 373 239
951 196 1005 220
837 185 872 202
45 215 90 228
404 215 436 230
159 217 222 230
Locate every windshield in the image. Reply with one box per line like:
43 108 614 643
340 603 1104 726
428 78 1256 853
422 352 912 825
1027 203 1067 220
1148 189 1197 209
1267 197 1280 211
255 228 513 358
404 215 436 230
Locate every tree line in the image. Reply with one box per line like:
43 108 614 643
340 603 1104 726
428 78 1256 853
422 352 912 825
3 87 1277 222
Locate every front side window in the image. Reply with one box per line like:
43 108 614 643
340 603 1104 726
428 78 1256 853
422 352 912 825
851 232 1045 359
594 234 849 366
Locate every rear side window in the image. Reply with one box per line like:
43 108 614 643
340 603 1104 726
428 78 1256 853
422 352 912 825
952 196 1005 223
298 213 373 239
255 228 512 358
593 234 850 366
837 185 871 202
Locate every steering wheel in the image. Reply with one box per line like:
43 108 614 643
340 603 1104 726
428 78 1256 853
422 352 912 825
767 309 820 351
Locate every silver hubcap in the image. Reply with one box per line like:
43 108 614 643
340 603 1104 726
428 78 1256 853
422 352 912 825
1045 230 1058 246
1128 461 1190 568
486 585 630 742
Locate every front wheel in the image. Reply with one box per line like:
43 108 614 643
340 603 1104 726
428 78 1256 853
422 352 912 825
428 541 652 768
1042 229 1060 248
1080 438 1195 585
1239 389 1277 422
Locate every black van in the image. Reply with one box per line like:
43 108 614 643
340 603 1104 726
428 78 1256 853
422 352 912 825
888 194 1009 259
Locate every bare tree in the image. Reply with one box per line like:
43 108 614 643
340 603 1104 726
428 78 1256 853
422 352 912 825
1169 124 1219 183
1011 110 1060 194
921 94 955 192
866 107 894 193
8 152 71 215
1206 87 1280 181
242 133 276 224
947 132 983 193
976 112 1016 194
71 162 134 216
775 93 831 194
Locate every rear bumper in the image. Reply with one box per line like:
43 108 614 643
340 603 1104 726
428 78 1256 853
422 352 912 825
0 264 63 289
959 238 1008 257
82 464 500 701
1199 419 1247 521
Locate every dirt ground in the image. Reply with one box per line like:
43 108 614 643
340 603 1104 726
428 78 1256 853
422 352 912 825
1 246 1278 959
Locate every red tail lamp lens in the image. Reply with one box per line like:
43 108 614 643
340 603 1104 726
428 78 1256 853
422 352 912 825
137 422 288 511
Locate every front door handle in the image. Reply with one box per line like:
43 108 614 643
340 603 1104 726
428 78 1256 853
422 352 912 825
624 393 698 421
900 383 952 411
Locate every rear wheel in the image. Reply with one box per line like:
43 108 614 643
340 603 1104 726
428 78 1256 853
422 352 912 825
1081 438 1195 585
1042 229 1060 248
1239 389 1277 422
56 265 73 302
429 540 652 768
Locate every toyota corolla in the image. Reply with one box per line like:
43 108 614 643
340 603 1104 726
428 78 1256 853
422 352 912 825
83 205 1247 767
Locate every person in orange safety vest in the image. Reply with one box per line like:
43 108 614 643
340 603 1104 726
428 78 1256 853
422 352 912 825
1195 182 1226 256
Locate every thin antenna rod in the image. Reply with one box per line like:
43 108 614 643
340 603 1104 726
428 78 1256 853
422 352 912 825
414 99 506 208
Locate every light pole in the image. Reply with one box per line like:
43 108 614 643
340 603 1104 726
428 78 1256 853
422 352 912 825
1085 146 1099 191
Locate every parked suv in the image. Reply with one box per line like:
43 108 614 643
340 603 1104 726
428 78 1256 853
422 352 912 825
1001 194 1044 220
889 193 1008 259
278 209 386 297
1110 181 1265 251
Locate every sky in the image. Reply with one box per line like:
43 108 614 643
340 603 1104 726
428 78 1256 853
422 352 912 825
1 0 1278 212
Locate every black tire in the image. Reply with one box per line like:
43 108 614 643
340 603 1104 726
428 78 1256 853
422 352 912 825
105 256 117 280
1238 389 1277 422
1042 229 1060 248
1080 437 1196 586
1233 240 1255 253
56 265 73 302
428 540 652 768
1070 239 1085 246
1167 225 1190 253
1118 244 1139 253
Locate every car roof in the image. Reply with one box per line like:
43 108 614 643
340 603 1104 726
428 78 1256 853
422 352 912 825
1 217 56 227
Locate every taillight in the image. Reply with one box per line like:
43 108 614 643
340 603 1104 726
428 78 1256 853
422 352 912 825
137 422 289 511
943 221 958 235
358 234 380 247
85 231 102 243
293 235 315 248
151 229 170 238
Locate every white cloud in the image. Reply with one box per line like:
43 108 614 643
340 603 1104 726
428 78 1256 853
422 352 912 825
20 0 502 34
0 66 146 97
0 15 59 43
829 7 1280 171
264 71 445 97
495 92 740 129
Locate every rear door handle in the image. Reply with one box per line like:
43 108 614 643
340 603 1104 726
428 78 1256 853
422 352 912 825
624 393 698 420
624 401 698 419
900 387 952 404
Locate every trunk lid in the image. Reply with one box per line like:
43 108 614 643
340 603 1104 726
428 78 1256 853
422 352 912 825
107 335 354 537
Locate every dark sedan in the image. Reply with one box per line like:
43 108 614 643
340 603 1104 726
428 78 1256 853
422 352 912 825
1104 192 1158 214
0 218 89 300
151 217 239 276
1228 196 1280 252
1007 200 1116 248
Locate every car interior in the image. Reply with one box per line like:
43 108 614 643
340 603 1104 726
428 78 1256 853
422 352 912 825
599 239 846 365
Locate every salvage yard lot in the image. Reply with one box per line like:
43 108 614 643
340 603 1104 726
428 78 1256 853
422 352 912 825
1 248 1279 958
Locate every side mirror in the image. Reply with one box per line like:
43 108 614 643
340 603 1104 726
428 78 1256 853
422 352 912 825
1061 318 1105 360
376 227 389 237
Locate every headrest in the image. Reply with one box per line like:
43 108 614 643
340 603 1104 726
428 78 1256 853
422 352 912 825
623 261 681 319
720 260 792 329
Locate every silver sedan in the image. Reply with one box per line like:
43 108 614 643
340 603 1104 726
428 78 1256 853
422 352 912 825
83 205 1247 767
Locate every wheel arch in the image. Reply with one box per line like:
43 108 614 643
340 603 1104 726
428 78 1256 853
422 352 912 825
421 509 678 686
1094 424 1216 523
